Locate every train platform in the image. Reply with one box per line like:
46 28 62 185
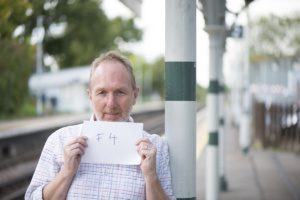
1 104 300 199
0 101 164 138
196 108 300 200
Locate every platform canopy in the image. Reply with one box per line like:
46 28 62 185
119 0 142 17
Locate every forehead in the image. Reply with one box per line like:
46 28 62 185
90 61 132 89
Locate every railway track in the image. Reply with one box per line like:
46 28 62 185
0 109 164 200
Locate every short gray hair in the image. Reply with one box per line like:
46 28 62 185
89 51 136 89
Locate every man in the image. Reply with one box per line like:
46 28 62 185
25 51 175 199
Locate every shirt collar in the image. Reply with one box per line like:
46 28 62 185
90 114 134 122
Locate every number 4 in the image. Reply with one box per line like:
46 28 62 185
109 133 117 145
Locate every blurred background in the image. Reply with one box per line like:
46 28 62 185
1 0 300 199
1 0 299 155
1 0 299 120
0 0 206 120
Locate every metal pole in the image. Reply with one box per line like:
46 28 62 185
239 8 251 154
35 16 44 116
205 25 225 200
165 0 196 199
218 34 228 191
201 0 226 198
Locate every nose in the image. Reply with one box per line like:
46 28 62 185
106 93 116 108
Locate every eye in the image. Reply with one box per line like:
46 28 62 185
96 90 106 96
116 90 126 96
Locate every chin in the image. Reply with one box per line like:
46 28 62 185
103 115 123 122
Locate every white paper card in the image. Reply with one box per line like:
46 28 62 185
81 121 143 165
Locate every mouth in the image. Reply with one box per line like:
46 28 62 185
103 112 121 121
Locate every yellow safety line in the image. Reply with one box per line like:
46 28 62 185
197 109 208 158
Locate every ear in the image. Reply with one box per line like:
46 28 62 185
133 87 139 105
87 88 92 101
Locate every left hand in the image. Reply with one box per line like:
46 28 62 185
136 138 157 179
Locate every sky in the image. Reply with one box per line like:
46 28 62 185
103 0 300 88
102 0 165 61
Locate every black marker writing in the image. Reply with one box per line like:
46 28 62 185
96 133 104 142
109 133 117 145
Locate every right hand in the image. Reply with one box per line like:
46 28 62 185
62 136 88 176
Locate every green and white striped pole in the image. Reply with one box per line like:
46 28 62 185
205 25 226 200
218 34 228 191
201 0 226 198
240 8 251 154
165 0 196 199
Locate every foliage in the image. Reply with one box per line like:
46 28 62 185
250 13 300 63
126 54 165 101
0 39 35 117
196 84 207 105
0 0 31 39
0 0 142 117
1 0 143 68
128 54 207 104
24 0 143 68
150 57 165 99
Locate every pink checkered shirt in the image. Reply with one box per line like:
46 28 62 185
25 118 175 200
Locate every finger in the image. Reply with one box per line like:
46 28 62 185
69 142 86 152
137 148 148 159
66 136 88 147
137 141 156 153
66 145 86 158
137 144 156 156
136 143 147 152
138 149 156 161
71 147 85 156
136 141 151 150
142 144 151 151
75 136 88 146
65 141 87 157
136 138 151 145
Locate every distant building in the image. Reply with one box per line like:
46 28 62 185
250 59 294 87
288 67 300 103
29 66 91 113
249 60 300 102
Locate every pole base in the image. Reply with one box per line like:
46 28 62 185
220 176 228 192
242 147 249 155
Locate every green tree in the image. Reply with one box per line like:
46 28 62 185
151 57 165 99
24 0 142 68
250 13 300 63
196 84 206 105
0 39 35 117
0 0 142 117
0 0 34 117
0 0 30 39
126 54 207 104
126 54 165 101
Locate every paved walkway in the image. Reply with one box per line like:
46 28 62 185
196 109 300 200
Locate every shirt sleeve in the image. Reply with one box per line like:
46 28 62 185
24 131 62 200
155 137 176 200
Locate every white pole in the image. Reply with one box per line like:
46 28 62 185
205 25 226 200
218 33 228 191
201 0 226 198
165 0 196 199
239 8 251 154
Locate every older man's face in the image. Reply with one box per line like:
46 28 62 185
88 60 139 122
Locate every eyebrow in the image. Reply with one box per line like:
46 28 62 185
93 86 130 92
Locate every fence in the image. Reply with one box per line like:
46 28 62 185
253 99 300 153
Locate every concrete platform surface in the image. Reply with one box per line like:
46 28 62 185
196 109 300 200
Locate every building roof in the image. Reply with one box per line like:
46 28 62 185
29 66 90 91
